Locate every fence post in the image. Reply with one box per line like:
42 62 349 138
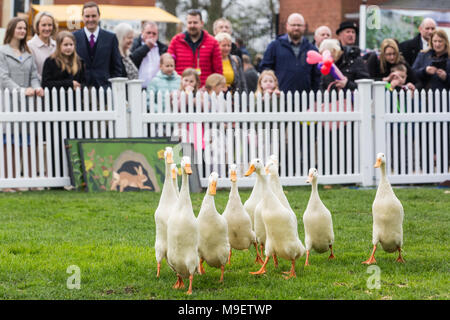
127 79 144 138
110 77 128 138
373 81 387 183
356 79 375 187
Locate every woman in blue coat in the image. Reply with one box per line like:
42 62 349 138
412 29 450 91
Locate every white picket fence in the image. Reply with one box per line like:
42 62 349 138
0 78 449 189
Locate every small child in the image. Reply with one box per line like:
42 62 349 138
203 73 227 96
384 64 408 113
147 53 181 111
256 70 280 96
180 68 200 95
384 63 408 91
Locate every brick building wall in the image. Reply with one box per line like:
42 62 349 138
279 0 388 36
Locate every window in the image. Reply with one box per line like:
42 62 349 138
13 0 41 17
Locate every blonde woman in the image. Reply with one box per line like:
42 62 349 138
412 29 450 91
367 38 417 91
215 32 247 93
27 11 57 80
114 22 139 80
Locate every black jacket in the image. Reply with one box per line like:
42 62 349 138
320 45 370 91
231 42 242 60
41 57 85 90
73 28 123 88
130 36 168 69
412 50 450 91
366 52 419 86
399 34 423 67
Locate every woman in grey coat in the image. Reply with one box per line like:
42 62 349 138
0 17 43 96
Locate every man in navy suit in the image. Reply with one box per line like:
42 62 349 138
73 2 123 88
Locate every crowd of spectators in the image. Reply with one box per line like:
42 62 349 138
1 2 449 99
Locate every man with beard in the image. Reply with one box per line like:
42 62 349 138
168 9 222 86
260 13 320 93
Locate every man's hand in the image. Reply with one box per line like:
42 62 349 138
145 38 156 49
327 76 348 91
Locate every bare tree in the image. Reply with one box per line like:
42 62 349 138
159 0 180 39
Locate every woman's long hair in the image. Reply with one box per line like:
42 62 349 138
114 22 134 57
3 17 30 53
426 29 450 56
379 38 402 74
50 31 81 76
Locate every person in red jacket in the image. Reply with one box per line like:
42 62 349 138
168 9 223 86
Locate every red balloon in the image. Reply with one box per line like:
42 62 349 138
321 64 331 75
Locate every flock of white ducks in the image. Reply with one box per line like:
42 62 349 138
155 148 405 294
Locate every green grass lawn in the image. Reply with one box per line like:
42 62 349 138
0 186 448 300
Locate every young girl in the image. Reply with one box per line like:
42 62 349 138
0 17 43 96
203 73 228 96
148 53 181 95
0 18 44 192
180 68 200 94
256 70 280 96
148 53 181 110
179 69 202 149
41 31 85 91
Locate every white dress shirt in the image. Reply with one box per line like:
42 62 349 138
84 26 100 44
421 36 429 51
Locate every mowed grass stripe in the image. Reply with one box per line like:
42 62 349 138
0 187 448 299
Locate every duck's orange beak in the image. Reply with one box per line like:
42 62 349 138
184 164 192 175
230 171 237 182
166 153 173 164
209 180 217 195
374 158 382 168
265 166 270 175
171 168 177 179
306 172 313 183
245 164 255 176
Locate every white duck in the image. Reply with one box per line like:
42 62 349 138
171 163 180 198
244 159 265 264
303 168 335 266
154 147 178 278
222 164 257 265
245 159 267 264
363 153 405 264
197 172 230 282
265 155 296 217
166 156 199 294
246 159 305 278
